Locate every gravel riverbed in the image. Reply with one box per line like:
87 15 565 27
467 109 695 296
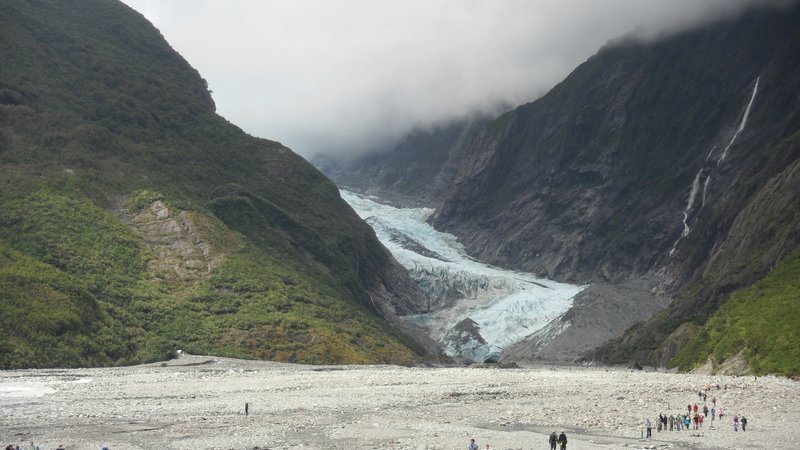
1 354 797 449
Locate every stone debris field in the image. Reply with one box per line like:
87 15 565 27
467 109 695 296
1 354 798 449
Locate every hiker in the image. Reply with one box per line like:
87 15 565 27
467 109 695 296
646 418 652 438
684 415 691 430
741 416 747 431
711 407 716 421
656 415 662 432
668 414 674 431
703 392 707 402
558 431 568 450
245 402 249 416
703 404 708 417
733 415 739 431
549 431 558 450
712 396 717 406
693 403 698 413
469 438 479 450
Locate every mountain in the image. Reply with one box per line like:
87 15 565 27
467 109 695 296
0 0 437 369
317 114 492 207
324 5 800 373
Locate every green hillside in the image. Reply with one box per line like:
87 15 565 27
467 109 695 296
0 0 427 368
670 252 800 376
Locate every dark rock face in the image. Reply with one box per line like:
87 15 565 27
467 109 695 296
318 115 492 207
432 6 800 288
431 6 800 365
501 279 671 362
326 5 800 366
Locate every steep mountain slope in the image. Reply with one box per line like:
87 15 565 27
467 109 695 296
0 0 433 368
428 5 800 371
318 115 492 207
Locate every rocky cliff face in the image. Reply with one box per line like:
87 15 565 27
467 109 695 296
320 5 800 368
430 5 800 366
433 6 800 287
318 115 492 207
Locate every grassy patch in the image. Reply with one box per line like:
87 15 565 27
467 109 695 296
672 252 800 376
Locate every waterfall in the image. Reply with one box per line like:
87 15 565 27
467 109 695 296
719 77 760 162
669 77 760 257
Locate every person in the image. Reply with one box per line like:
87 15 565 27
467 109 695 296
646 419 652 438
55 446 65 450
484 445 491 450
711 407 716 421
712 396 717 406
469 438 479 450
741 416 747 431
245 402 249 416
668 414 674 431
702 404 708 417
733 415 739 431
549 431 558 450
558 431 568 450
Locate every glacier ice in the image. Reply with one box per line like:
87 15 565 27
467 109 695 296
342 190 584 362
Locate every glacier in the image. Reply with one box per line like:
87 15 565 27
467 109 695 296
341 190 585 362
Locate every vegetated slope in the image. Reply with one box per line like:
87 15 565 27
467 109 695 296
670 252 800 376
0 0 432 369
428 5 800 371
317 115 492 207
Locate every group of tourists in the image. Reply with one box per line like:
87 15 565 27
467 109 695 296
644 385 748 440
468 430 569 450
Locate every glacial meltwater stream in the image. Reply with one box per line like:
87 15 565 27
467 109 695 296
342 190 585 362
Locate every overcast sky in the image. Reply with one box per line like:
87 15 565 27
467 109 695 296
121 0 784 158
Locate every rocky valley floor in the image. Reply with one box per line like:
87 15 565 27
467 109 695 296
1 354 797 450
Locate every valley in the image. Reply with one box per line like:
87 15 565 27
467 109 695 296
2 353 798 449
341 190 584 362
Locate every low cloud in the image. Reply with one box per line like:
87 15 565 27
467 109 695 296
122 0 790 157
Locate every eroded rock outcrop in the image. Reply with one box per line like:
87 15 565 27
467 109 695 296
125 200 224 284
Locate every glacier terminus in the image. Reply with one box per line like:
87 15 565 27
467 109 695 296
341 190 585 362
